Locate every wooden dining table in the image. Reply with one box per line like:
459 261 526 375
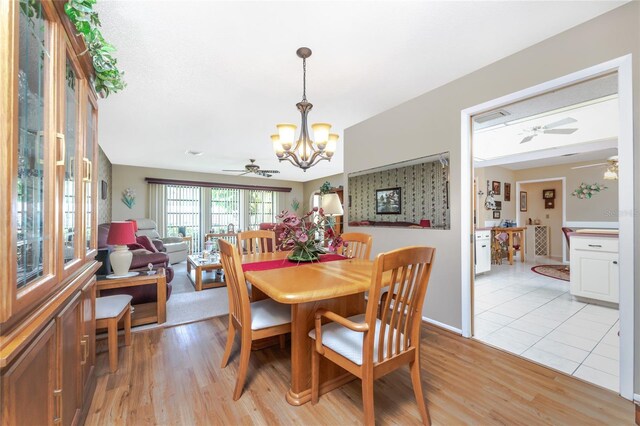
242 251 374 406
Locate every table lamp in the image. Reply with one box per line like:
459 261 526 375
107 221 136 276
321 193 344 217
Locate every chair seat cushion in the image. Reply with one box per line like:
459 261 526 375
96 295 133 320
250 299 291 330
308 314 405 365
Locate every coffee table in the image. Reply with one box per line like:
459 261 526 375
187 254 226 291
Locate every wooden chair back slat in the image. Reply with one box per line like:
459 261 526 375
237 230 276 255
339 232 373 260
365 246 435 365
219 239 251 328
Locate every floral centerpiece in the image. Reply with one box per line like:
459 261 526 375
277 208 345 262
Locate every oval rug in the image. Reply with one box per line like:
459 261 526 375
531 265 570 282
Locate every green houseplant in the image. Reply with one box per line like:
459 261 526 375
64 0 126 97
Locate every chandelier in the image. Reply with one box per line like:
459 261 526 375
270 47 338 171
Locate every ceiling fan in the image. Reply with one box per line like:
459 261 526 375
222 159 280 178
571 155 619 180
519 117 578 144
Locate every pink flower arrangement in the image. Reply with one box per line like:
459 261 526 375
276 208 345 261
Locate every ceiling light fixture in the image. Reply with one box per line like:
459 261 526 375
270 47 338 172
185 150 203 156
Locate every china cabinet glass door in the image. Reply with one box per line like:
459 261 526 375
16 0 51 289
62 55 79 266
84 98 97 254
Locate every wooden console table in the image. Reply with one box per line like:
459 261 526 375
96 268 167 326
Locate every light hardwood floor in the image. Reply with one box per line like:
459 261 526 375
86 317 634 425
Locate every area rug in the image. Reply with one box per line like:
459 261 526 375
132 262 229 332
531 265 570 282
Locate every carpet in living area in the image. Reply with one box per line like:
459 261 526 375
133 262 229 332
531 264 570 282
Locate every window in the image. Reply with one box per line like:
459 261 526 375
166 185 200 250
248 190 277 230
211 187 241 233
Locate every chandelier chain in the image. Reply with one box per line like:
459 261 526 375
302 57 307 102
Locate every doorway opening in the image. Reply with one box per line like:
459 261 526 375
460 57 633 400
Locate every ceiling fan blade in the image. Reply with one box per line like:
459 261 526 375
222 169 249 172
543 117 577 129
543 128 578 135
258 170 280 174
571 162 607 170
520 135 535 144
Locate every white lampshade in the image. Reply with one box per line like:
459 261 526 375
325 133 338 158
276 123 297 151
322 193 343 216
271 134 284 158
311 123 331 150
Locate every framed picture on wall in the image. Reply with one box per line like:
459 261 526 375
504 183 511 201
493 210 501 219
494 201 502 210
520 191 528 212
543 189 556 199
545 199 555 209
492 180 501 195
375 187 402 214
101 180 108 200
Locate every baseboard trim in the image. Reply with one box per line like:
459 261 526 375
422 316 462 335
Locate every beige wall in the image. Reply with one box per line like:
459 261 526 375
514 160 619 223
474 166 516 226
111 164 304 222
301 174 345 213
519 180 564 259
343 0 639 369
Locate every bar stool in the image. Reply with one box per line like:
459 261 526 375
96 294 133 373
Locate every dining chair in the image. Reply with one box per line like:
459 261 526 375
309 246 435 425
237 230 277 254
339 232 373 260
218 238 292 400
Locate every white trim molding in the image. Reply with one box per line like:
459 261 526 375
422 316 463 335
460 55 634 401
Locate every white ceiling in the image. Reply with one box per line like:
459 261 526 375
95 1 626 182
473 96 619 164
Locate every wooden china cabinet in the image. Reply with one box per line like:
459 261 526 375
1 1 100 424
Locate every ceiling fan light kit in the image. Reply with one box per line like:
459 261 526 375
271 47 338 172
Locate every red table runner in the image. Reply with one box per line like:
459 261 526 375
242 254 347 272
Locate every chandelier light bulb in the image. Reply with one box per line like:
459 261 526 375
325 133 339 157
276 124 296 151
271 134 284 158
311 123 331 150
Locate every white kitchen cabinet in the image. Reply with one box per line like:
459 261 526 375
570 234 619 304
475 230 491 274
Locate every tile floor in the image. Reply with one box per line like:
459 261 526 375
473 259 620 393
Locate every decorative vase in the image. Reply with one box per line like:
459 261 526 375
288 248 319 262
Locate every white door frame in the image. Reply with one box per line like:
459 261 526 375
515 177 567 262
460 55 634 400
